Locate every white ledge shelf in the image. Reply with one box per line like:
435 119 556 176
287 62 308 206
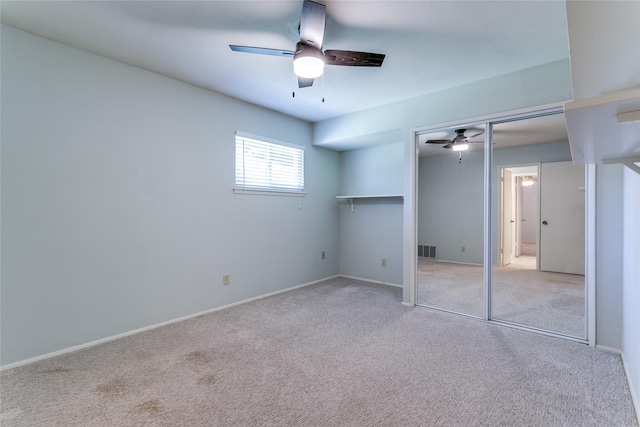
565 87 640 166
336 194 404 212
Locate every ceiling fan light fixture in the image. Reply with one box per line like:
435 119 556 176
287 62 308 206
293 43 325 79
451 143 469 152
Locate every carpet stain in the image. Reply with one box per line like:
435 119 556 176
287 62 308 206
95 379 127 397
131 399 163 415
185 350 209 364
197 374 217 385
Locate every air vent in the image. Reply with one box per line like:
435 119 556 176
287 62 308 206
418 245 436 259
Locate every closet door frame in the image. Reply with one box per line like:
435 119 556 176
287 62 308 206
410 105 594 345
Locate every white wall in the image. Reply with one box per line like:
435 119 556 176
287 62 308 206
622 166 640 414
566 0 640 100
338 143 404 285
565 2 640 416
1 26 340 367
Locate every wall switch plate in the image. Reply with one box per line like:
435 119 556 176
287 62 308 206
223 274 230 285
322 251 326 260
381 258 387 267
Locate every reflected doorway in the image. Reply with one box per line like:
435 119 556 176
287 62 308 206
493 159 585 338
500 165 539 271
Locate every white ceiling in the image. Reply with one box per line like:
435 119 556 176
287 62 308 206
1 0 571 124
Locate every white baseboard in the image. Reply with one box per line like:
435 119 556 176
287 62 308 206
0 275 339 372
621 351 640 425
596 346 639 423
431 259 484 267
339 274 403 288
595 344 622 354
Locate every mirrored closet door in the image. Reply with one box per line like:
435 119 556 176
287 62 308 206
491 114 585 338
416 112 586 340
416 125 486 318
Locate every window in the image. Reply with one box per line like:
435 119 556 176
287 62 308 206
234 131 305 195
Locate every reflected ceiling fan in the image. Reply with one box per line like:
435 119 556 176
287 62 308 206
229 0 385 89
425 129 485 151
425 129 485 163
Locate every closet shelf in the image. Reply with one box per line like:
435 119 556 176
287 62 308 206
336 194 404 212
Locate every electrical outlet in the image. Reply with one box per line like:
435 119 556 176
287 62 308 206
223 274 230 285
461 246 466 252
322 251 326 260
381 258 387 267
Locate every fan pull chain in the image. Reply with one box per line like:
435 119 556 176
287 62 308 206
322 73 325 103
292 70 296 98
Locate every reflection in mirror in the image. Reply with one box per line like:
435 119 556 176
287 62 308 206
416 125 486 317
416 112 586 340
491 113 585 338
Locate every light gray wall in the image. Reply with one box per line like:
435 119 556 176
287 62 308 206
338 143 403 285
340 143 404 196
418 150 484 265
622 166 640 407
339 200 403 285
315 59 573 303
521 184 538 243
595 164 624 349
418 140 573 265
1 26 340 366
313 59 573 150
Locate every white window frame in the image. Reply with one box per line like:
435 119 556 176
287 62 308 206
234 131 306 196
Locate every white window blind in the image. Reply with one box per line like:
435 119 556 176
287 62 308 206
235 132 305 194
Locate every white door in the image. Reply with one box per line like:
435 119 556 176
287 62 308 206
515 177 523 257
539 161 585 275
501 169 513 266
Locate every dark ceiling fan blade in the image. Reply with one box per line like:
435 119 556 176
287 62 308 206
324 50 385 67
298 77 314 88
442 143 453 149
299 0 326 48
229 45 294 57
464 131 485 140
425 139 452 144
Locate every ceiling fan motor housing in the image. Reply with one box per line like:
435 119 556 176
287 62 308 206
293 42 325 78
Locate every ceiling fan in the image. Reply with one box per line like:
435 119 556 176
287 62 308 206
229 0 385 89
425 129 485 163
425 129 485 152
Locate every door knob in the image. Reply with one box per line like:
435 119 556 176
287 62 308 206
542 220 548 225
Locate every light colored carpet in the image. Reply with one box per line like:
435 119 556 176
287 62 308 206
417 259 585 338
1 277 636 426
521 241 537 256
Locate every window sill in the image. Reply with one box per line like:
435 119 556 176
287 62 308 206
233 188 306 197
